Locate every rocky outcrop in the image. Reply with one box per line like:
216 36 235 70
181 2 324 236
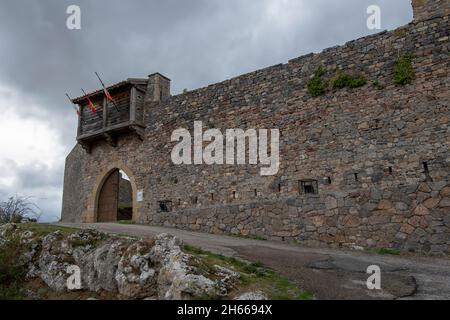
0 225 240 300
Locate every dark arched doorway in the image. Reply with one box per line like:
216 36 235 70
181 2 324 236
97 169 133 222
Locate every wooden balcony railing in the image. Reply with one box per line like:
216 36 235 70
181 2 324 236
73 79 147 153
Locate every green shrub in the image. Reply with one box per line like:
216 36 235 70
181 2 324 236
0 236 27 299
307 66 328 97
393 53 415 85
375 248 401 256
332 71 367 89
348 74 367 88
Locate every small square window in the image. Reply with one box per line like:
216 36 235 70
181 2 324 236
158 200 172 212
300 180 318 195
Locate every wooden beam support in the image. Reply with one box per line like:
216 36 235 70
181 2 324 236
103 97 107 129
103 133 117 148
130 86 136 122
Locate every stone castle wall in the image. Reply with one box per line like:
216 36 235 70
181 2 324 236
412 0 450 21
62 1 450 254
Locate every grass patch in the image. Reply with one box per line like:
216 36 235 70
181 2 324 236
183 245 313 300
374 248 401 256
307 66 328 97
393 53 415 85
69 238 100 248
17 223 78 238
0 235 27 299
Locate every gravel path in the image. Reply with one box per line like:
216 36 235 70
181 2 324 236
58 222 450 300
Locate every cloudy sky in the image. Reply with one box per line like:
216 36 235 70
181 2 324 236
0 0 412 222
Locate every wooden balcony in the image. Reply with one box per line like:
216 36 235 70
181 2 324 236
73 79 147 153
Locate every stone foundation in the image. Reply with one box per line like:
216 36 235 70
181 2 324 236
146 182 450 254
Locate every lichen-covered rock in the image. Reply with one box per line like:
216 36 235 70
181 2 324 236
75 241 128 292
0 223 17 238
115 240 157 298
214 265 240 295
7 228 245 299
154 233 218 300
38 231 74 292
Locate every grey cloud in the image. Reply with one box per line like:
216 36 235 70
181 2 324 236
0 159 64 222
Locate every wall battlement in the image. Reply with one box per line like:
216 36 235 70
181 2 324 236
62 2 450 255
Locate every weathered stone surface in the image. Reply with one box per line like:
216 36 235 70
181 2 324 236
38 232 72 292
414 205 430 216
423 198 440 209
440 187 450 197
154 233 218 300
115 241 157 298
325 196 338 210
378 200 392 210
400 224 415 235
438 198 450 208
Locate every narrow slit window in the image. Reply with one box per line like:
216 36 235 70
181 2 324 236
388 167 393 175
354 173 359 181
423 161 432 181
423 162 429 175
191 196 198 205
254 189 258 197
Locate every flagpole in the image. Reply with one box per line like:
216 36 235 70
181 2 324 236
81 88 103 118
95 72 120 112
65 93 85 124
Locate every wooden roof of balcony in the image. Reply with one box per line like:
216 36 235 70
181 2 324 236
71 78 148 104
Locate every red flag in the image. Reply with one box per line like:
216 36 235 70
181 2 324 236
104 88 113 102
87 97 97 114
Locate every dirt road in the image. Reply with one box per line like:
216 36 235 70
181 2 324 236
58 222 450 300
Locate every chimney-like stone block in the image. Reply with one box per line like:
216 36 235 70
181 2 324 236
412 0 450 21
145 72 171 102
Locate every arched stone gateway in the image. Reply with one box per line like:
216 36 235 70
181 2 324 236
90 165 140 223
97 169 120 222
96 169 135 222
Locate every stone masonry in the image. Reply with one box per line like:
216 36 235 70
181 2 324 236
62 0 450 255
